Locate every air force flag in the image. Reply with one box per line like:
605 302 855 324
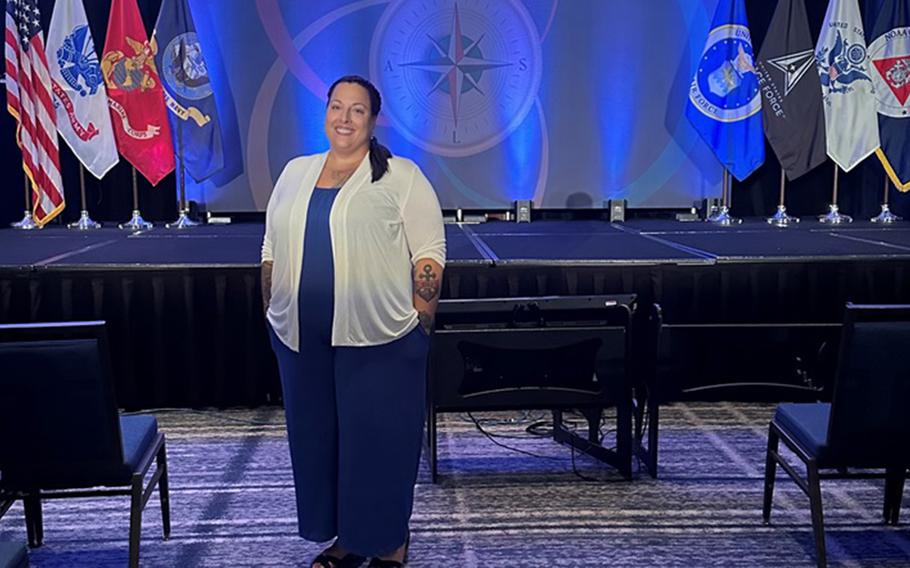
686 0 765 182
153 0 223 181
46 0 119 179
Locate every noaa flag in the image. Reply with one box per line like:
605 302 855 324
867 0 910 191
755 0 826 180
815 0 880 172
46 0 119 179
686 0 765 181
153 0 223 181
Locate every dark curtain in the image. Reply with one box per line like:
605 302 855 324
0 266 280 409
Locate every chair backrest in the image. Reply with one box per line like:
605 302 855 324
0 321 124 489
826 304 910 465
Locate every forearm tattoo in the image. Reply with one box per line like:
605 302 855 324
415 263 439 302
261 261 273 313
418 310 433 334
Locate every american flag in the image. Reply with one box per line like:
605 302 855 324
5 0 64 226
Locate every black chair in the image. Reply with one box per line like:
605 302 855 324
0 321 170 568
762 304 910 568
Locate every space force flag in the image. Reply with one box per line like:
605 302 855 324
686 0 765 181
153 0 223 181
867 0 910 191
101 0 174 186
755 0 827 180
815 0 880 172
46 0 119 179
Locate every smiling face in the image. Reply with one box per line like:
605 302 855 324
325 81 375 156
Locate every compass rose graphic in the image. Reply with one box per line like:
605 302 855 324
398 3 510 127
369 0 542 157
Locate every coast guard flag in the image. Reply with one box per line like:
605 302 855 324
101 0 174 186
686 0 765 181
867 0 910 191
153 0 223 181
47 0 119 179
755 0 826 180
815 0 880 171
5 0 65 226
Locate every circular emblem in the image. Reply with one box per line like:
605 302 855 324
868 27 910 118
688 24 761 123
162 32 212 100
369 0 542 158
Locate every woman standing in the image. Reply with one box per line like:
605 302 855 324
261 75 445 567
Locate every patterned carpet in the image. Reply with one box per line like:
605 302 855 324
2 403 909 567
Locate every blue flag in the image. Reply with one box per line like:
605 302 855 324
866 0 910 191
686 0 765 181
153 0 224 181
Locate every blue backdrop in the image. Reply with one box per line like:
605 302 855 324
190 0 724 212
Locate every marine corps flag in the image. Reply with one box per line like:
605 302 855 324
867 0 910 191
685 0 765 181
755 0 826 180
101 0 174 186
153 0 223 181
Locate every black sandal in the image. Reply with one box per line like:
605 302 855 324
311 549 365 568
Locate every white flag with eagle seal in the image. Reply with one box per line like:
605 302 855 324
815 0 881 171
46 0 119 179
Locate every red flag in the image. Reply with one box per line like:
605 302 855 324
101 0 174 186
5 0 65 226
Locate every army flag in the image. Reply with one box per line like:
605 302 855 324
153 0 223 181
686 0 765 181
101 0 174 186
867 0 910 191
47 0 119 179
815 0 880 171
755 0 826 180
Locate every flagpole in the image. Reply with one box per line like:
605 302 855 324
871 175 901 224
768 168 798 227
10 175 38 230
819 164 851 224
708 169 740 225
68 164 102 230
119 167 153 230
167 119 199 229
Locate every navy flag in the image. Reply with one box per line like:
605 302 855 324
755 0 826 180
867 0 910 191
686 0 765 181
153 0 223 181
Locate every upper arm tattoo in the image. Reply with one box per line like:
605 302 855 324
415 263 439 302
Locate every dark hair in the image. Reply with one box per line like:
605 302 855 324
327 75 392 183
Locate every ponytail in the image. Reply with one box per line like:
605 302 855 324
369 136 392 182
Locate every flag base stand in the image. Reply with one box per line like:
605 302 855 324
871 204 901 224
166 210 200 229
68 210 102 230
10 211 38 230
818 204 852 224
707 205 741 225
767 205 799 227
119 210 153 231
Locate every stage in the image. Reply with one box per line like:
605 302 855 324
2 219 909 408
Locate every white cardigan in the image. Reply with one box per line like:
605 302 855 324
262 151 446 351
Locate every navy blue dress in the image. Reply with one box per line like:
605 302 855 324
270 187 428 557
